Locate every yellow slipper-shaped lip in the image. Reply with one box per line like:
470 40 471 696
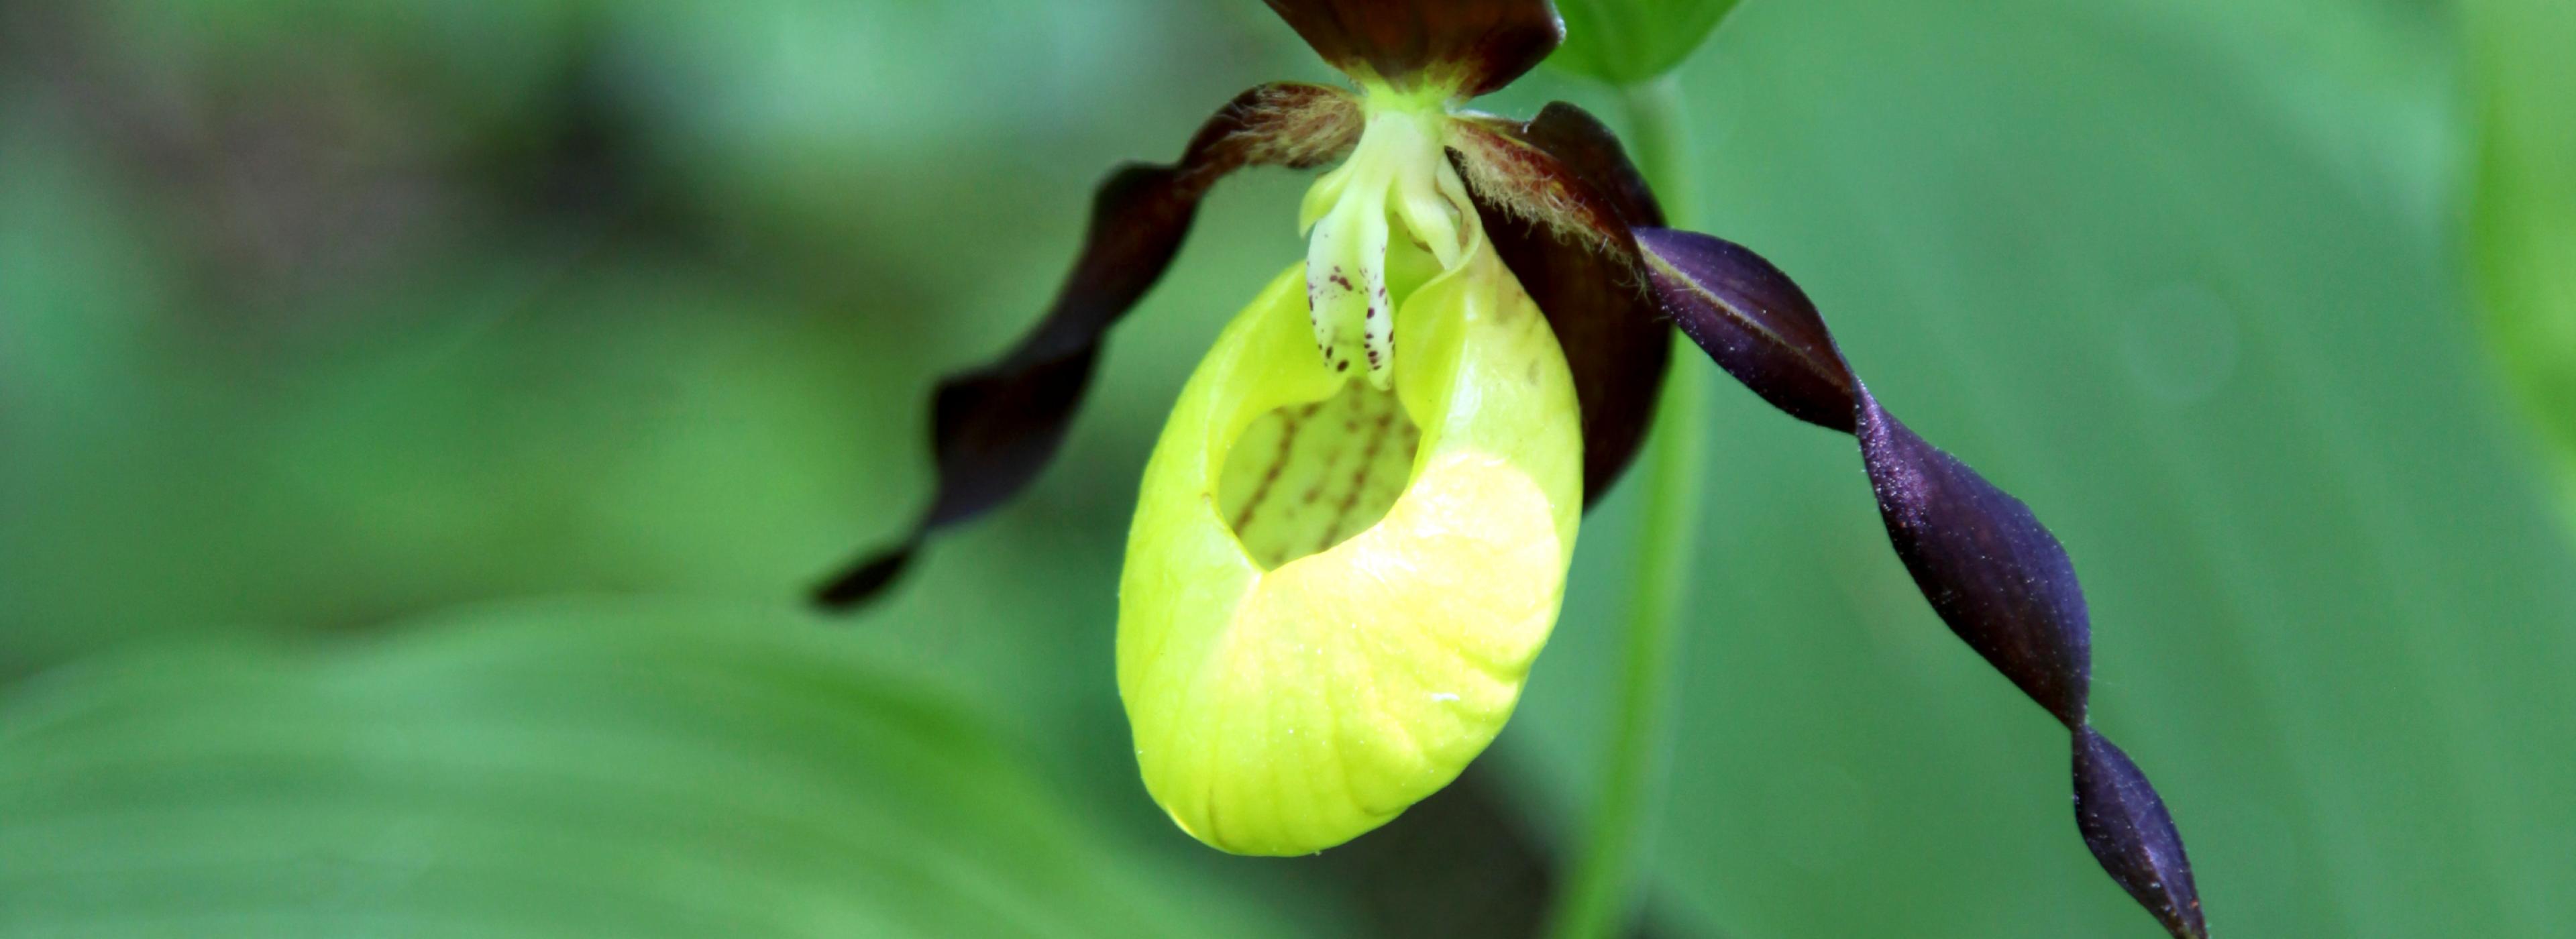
1118 250 1581 856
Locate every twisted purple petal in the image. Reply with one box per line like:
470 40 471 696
2077 728 2208 937
1637 225 2206 938
1635 227 1854 431
1856 392 2092 726
814 83 1362 608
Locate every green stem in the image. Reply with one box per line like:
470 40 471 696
1621 75 1699 231
1545 74 1709 939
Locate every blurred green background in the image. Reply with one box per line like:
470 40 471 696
3 0 2572 936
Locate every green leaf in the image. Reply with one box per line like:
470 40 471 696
2464 0 2576 511
0 598 1294 939
1548 0 1743 85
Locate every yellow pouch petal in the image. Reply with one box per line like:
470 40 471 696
1118 249 1582 856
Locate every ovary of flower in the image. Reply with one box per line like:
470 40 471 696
1300 104 1476 390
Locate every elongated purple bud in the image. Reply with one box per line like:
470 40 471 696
1638 225 2206 938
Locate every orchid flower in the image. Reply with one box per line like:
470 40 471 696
818 2 2205 936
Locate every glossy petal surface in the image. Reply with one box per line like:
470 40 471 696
1119 258 1581 856
1263 0 1564 97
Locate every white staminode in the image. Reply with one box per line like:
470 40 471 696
1299 104 1477 389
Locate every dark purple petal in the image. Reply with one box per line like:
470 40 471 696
814 546 913 608
1449 104 1656 245
1479 209 1670 506
1640 222 2202 933
1509 103 1664 229
814 83 1360 608
2076 728 2208 939
1634 227 1856 432
1448 104 1670 504
1265 0 1563 97
1856 392 2092 727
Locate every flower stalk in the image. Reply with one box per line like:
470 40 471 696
1546 72 1707 939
